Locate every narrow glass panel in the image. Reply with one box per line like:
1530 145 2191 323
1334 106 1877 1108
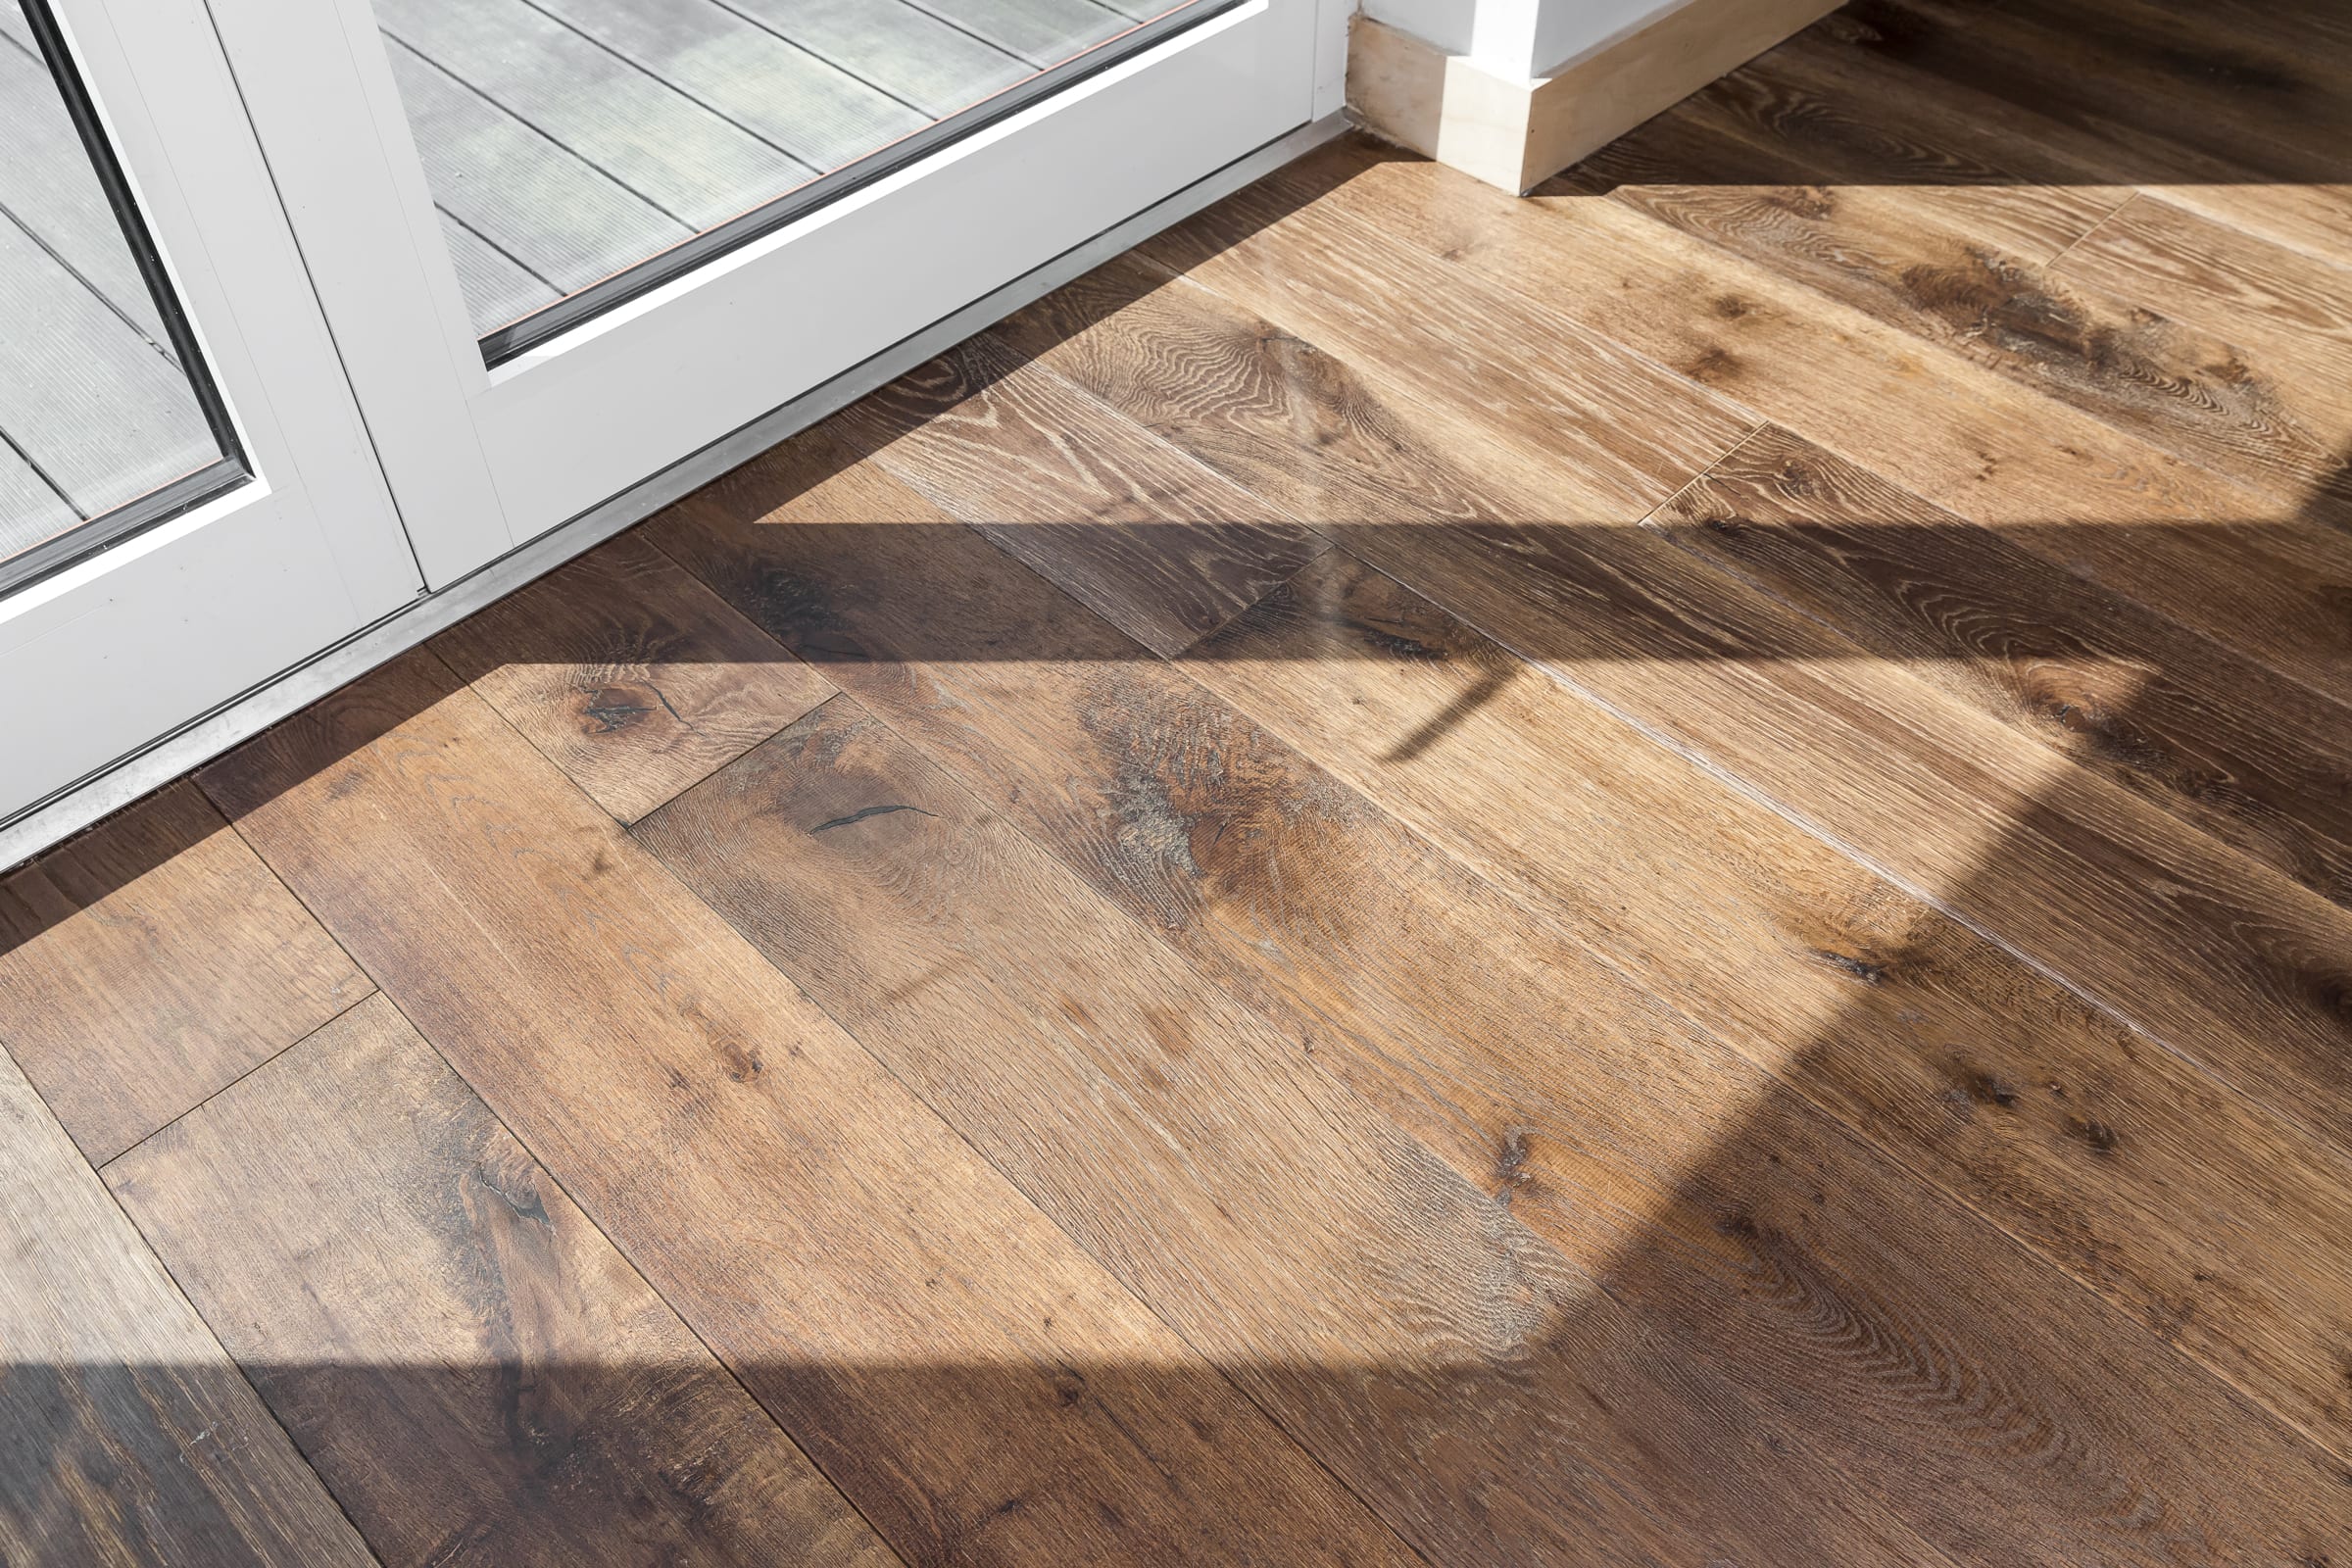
0 0 242 586
373 0 1231 361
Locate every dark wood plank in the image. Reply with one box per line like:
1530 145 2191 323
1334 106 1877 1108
1778 11 2352 278
196 649 1415 1568
0 779 370 1163
1191 545 2352 1468
635 687 1957 1568
0 1046 374 1567
1843 0 2352 187
105 993 898 1568
650 459 2352 1556
1164 137 2352 719
1345 508 2352 1161
1649 48 2128 265
433 529 835 823
1652 425 2352 907
824 332 1324 656
1575 99 2352 515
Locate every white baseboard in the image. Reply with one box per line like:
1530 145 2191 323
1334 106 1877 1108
0 110 1348 873
1347 0 1840 194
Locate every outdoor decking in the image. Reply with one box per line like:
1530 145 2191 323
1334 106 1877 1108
0 2 217 564
0 0 1190 567
377 0 1189 336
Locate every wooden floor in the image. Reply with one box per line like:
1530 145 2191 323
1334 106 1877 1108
0 1 218 561
8 0 2352 1560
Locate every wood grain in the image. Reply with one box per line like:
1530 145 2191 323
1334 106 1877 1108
652 466 2352 1557
2056 193 2352 381
1161 137 2352 715
1805 0 2352 270
1653 425 2352 906
637 688 1956 1568
1193 545 2352 1466
0 779 370 1163
434 528 834 823
1580 110 2352 514
196 648 1412 1568
825 331 1324 656
0 1045 373 1567
987 254 1537 525
1340 507 2352 1161
106 992 897 1568
1137 161 1759 525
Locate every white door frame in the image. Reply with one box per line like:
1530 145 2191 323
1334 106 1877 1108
0 0 418 825
207 0 1340 585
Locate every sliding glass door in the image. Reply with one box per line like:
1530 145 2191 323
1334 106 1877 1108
0 0 416 822
210 0 1329 583
0 0 1333 839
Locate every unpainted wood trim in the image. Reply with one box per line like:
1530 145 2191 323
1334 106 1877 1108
1347 0 1841 193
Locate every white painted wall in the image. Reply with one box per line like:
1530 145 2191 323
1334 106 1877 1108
1364 0 1686 79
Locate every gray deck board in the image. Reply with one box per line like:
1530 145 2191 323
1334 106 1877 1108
522 0 927 170
385 39 693 300
0 0 1211 515
0 35 169 348
716 0 1029 117
0 217 214 519
901 0 1129 65
435 210 563 334
376 0 810 230
0 439 78 563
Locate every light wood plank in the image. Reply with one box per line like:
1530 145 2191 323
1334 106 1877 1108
1575 101 2352 516
1196 543 2352 1470
0 780 371 1163
106 993 900 1568
1809 0 2352 269
652 458 2352 1558
1348 501 2352 1155
523 0 925 172
1134 153 1760 525
0 1046 375 1567
636 687 1957 1568
2056 194 2352 381
196 648 1417 1568
826 334 1325 656
1651 426 2352 907
383 39 689 309
719 0 1029 118
1157 139 2352 715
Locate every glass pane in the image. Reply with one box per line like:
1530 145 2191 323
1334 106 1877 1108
375 0 1228 359
0 0 241 583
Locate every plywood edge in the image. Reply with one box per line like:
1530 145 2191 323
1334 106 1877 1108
1348 0 1841 194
